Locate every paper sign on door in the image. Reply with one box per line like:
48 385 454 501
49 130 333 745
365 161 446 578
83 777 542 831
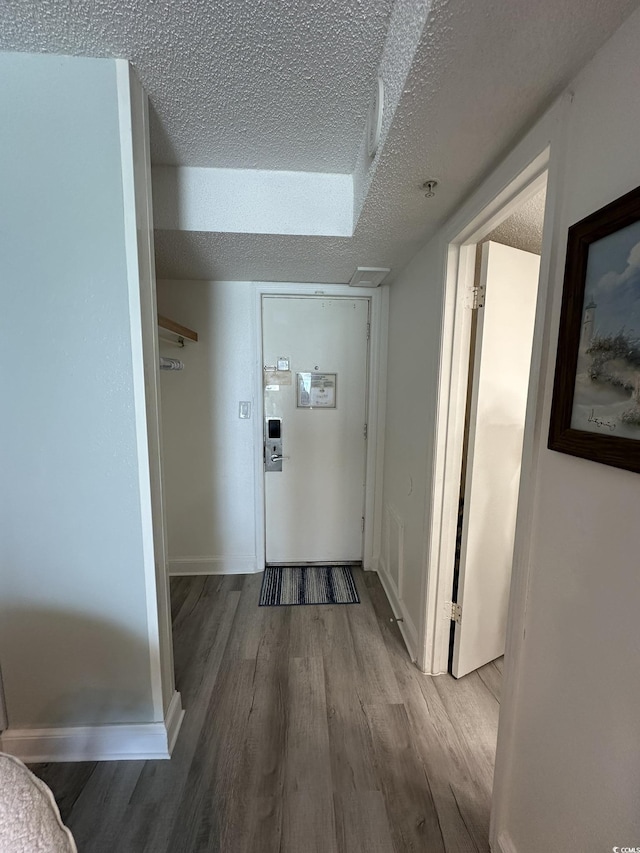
263 368 292 389
297 373 337 408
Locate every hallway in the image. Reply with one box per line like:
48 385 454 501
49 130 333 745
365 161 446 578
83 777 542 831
32 570 500 851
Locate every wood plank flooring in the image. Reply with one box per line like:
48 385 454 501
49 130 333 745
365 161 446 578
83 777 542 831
30 570 501 852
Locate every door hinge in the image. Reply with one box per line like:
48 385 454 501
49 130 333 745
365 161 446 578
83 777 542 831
448 601 462 623
361 517 365 532
363 423 368 440
471 283 486 310
366 322 371 340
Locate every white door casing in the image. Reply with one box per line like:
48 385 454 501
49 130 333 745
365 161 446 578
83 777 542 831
452 242 540 678
262 296 369 564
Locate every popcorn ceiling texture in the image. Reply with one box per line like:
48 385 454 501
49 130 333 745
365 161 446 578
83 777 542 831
155 0 637 282
153 230 395 284
3 0 638 282
0 0 393 171
352 0 433 224
348 0 639 280
486 189 547 256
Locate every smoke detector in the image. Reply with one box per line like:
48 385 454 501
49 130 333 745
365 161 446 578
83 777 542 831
349 267 390 288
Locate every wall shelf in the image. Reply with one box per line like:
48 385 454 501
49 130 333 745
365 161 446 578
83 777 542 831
157 314 198 346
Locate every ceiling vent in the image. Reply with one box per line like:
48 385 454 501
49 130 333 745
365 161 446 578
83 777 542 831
349 267 390 288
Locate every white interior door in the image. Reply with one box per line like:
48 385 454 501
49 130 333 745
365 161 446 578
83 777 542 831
263 296 369 564
452 242 540 678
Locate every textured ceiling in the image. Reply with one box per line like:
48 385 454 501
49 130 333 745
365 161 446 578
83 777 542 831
0 0 393 171
345 0 640 281
155 0 640 283
485 189 547 256
154 230 398 284
3 0 640 283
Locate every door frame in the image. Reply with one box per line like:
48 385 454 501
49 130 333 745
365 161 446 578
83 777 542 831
252 283 389 573
419 140 558 677
410 95 571 852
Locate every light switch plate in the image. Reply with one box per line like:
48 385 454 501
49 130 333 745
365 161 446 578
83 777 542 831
239 401 251 419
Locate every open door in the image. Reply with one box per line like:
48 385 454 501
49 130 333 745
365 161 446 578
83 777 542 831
451 242 539 678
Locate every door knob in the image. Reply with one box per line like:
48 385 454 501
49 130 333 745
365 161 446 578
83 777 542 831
270 454 289 462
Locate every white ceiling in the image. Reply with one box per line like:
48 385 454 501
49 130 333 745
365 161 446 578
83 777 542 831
3 0 639 283
0 0 394 172
485 188 547 256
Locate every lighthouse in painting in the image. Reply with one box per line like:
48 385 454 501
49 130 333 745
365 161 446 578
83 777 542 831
580 299 596 352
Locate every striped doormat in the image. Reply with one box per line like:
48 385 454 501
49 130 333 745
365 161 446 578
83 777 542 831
259 565 360 606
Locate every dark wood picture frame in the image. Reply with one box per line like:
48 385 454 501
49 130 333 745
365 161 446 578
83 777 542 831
548 184 640 473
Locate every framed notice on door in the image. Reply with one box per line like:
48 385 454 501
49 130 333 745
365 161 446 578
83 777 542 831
297 373 337 408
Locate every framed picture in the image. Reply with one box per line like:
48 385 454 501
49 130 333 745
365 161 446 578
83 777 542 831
296 372 337 408
548 184 640 473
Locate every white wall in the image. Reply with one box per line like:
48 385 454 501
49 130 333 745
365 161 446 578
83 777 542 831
498 13 640 851
382 6 640 850
152 167 353 236
157 281 258 574
156 281 386 578
0 53 157 731
378 240 445 653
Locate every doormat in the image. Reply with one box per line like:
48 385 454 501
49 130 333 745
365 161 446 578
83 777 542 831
259 565 360 606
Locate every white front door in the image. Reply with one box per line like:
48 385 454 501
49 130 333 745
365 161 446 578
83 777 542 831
262 296 369 564
452 242 540 678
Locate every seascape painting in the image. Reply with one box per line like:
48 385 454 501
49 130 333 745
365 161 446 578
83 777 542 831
570 219 640 439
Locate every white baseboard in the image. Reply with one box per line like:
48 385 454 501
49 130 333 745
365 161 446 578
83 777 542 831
164 690 185 755
375 563 418 662
493 830 517 853
0 691 184 763
168 556 258 575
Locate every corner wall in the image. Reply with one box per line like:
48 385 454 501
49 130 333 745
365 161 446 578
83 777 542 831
157 280 258 574
0 52 174 758
377 239 445 654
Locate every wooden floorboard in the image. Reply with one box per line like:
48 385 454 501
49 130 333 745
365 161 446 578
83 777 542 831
365 702 446 852
476 658 503 703
30 569 500 852
365 578 493 851
334 790 395 853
